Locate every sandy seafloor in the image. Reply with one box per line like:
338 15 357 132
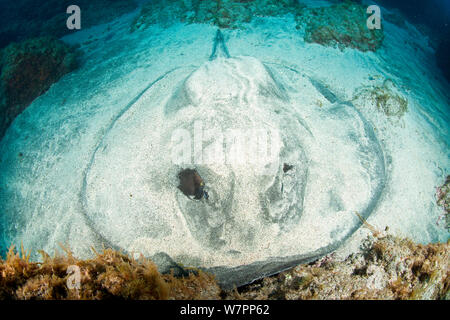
0 2 448 282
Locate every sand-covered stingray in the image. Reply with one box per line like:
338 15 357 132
80 30 386 288
0 30 386 289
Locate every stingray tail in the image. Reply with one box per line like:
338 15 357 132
209 29 231 61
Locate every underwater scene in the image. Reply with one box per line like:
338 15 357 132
0 0 448 301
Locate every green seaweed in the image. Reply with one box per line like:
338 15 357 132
1 235 448 300
353 79 408 118
0 245 220 300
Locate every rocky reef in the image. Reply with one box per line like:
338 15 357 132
0 37 78 139
131 0 305 31
131 1 384 52
296 1 384 52
436 176 450 231
228 235 449 300
1 234 447 300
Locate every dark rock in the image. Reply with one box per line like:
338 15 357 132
283 163 294 173
151 252 190 277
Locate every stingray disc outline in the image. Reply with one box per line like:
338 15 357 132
79 61 386 289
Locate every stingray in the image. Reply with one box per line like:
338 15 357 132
77 29 386 289
2 29 386 290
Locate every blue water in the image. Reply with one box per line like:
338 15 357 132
375 0 450 82
0 0 448 78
